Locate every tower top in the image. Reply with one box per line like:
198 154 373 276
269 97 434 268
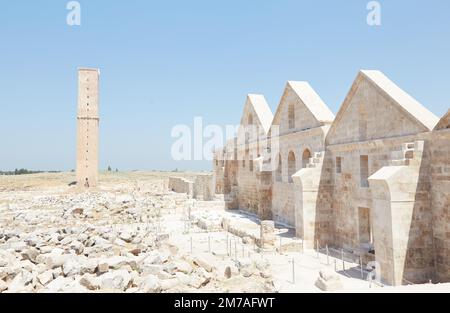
78 67 100 75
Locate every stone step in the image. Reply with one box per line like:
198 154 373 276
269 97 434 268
391 159 410 166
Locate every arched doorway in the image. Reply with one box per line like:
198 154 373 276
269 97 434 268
302 149 311 168
288 151 296 183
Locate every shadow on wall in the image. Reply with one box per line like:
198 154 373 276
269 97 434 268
313 152 334 248
403 141 438 284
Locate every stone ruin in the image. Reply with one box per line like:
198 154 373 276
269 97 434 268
212 70 450 286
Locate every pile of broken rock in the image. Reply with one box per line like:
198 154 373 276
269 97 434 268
0 188 275 293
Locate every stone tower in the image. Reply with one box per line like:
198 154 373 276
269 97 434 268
76 68 100 188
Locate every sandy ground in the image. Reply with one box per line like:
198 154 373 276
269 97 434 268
0 172 448 293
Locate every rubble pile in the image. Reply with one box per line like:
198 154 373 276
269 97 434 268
0 175 275 293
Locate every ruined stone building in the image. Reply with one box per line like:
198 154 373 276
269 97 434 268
270 82 334 227
213 70 450 285
76 68 100 188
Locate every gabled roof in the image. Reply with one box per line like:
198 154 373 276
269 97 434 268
434 109 450 130
271 81 335 126
241 94 273 134
360 70 439 130
327 70 439 140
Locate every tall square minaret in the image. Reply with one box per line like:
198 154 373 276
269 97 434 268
76 68 100 188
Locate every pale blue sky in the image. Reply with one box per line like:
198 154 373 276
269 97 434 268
0 0 449 171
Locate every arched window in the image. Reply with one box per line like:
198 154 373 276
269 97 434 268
302 149 311 168
288 104 295 130
276 154 282 182
288 151 296 183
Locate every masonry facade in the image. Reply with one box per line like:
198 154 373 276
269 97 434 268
214 70 450 285
76 68 100 188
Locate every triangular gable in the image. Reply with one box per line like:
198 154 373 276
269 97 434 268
326 70 439 145
239 94 273 134
271 81 334 131
435 109 450 130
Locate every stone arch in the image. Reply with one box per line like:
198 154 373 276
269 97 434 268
302 149 311 169
288 151 296 183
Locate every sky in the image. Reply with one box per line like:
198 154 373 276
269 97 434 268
0 0 449 172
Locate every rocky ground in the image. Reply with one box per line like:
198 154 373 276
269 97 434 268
1 172 449 293
0 172 274 293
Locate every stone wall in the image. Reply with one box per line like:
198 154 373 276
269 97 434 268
212 71 449 285
271 128 329 227
272 182 295 226
169 174 216 201
193 174 216 201
430 129 450 282
168 177 194 198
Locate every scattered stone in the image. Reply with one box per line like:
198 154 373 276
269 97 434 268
7 270 34 293
173 260 193 274
129 247 142 256
139 275 161 293
97 262 109 274
46 276 73 293
37 270 54 286
63 258 82 277
81 258 98 274
260 221 276 248
71 208 84 216
0 280 7 292
45 253 67 269
79 273 100 291
223 264 239 279
315 269 343 292
70 241 84 255
193 255 214 272
159 278 180 291
99 270 132 291
21 248 39 263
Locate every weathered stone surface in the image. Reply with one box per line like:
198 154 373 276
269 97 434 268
8 270 35 293
260 221 276 248
21 248 39 263
99 270 132 291
214 70 450 286
315 270 343 292
79 273 100 291
63 258 82 277
37 270 54 286
97 262 109 274
193 255 214 273
139 275 161 293
0 279 7 292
